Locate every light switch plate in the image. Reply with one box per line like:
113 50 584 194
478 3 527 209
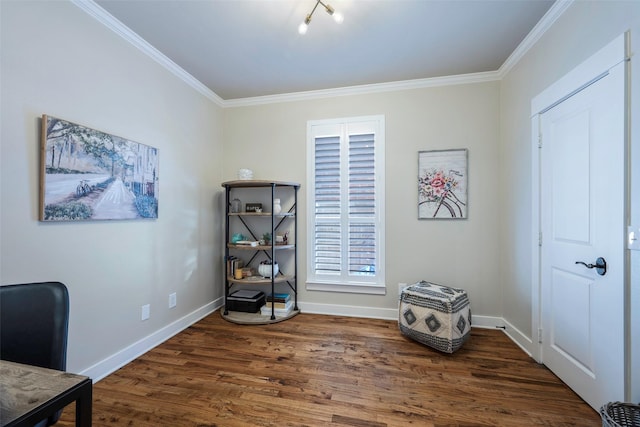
141 304 150 321
628 226 640 251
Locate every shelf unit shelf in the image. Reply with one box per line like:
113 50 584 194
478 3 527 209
226 275 295 285
227 244 294 251
220 308 300 325
228 212 295 218
221 180 300 324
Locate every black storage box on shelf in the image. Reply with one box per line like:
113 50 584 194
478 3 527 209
226 289 265 313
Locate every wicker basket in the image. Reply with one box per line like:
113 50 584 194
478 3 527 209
600 402 640 427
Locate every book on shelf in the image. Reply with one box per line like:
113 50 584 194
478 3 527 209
260 300 294 317
266 293 290 303
264 300 289 309
226 256 244 276
235 240 259 247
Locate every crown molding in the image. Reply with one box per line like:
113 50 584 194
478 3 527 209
71 0 225 107
498 0 574 78
73 0 571 108
223 71 501 107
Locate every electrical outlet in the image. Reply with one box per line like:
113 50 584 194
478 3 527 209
141 304 150 321
169 292 177 308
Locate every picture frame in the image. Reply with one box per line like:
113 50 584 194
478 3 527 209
40 114 159 221
418 149 468 219
245 203 263 213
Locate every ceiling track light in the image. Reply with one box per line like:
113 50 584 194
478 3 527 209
298 0 343 35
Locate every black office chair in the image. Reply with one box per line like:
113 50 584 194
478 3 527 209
0 281 70 426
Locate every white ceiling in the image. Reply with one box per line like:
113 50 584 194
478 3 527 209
93 0 555 101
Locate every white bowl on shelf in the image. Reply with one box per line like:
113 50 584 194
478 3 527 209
258 263 279 278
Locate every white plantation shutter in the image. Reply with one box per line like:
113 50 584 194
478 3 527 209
307 116 385 294
348 133 376 274
314 135 341 275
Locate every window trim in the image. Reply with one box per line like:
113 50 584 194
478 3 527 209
305 115 386 295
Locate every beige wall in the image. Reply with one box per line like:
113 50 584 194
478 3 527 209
223 82 502 318
0 1 224 374
500 1 640 399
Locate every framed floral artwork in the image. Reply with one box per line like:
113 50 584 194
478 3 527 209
418 149 468 219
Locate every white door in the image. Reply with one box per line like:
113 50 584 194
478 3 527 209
538 45 626 410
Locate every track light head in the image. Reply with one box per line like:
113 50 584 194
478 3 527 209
298 13 312 34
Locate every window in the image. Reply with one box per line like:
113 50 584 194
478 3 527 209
306 116 385 294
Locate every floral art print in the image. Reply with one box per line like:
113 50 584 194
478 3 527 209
418 149 468 219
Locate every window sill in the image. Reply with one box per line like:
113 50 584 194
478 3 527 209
305 280 386 295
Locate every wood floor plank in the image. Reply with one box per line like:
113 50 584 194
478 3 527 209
56 312 600 426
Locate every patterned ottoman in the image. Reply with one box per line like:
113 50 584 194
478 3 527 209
399 281 471 353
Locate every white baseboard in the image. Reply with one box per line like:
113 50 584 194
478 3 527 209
299 302 505 330
81 297 223 382
299 301 399 320
83 298 532 382
470 314 504 329
502 318 534 358
471 315 535 357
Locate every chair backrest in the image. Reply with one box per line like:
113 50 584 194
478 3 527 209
0 281 69 371
0 281 70 426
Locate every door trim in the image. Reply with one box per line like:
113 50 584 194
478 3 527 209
529 32 629 369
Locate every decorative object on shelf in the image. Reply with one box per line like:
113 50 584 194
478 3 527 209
245 203 263 213
230 198 241 213
273 198 282 214
258 260 279 278
298 0 343 35
238 168 253 180
231 233 246 244
40 115 159 222
418 149 468 219
262 232 271 245
276 231 289 245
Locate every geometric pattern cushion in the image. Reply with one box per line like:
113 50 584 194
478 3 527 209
399 280 471 353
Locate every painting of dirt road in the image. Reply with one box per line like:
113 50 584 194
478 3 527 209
40 115 159 221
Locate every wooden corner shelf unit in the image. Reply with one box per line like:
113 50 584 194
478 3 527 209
221 180 300 324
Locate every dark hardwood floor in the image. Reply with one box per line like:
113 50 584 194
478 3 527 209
58 311 600 426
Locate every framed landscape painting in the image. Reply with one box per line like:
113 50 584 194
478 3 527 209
40 115 159 221
418 149 468 219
